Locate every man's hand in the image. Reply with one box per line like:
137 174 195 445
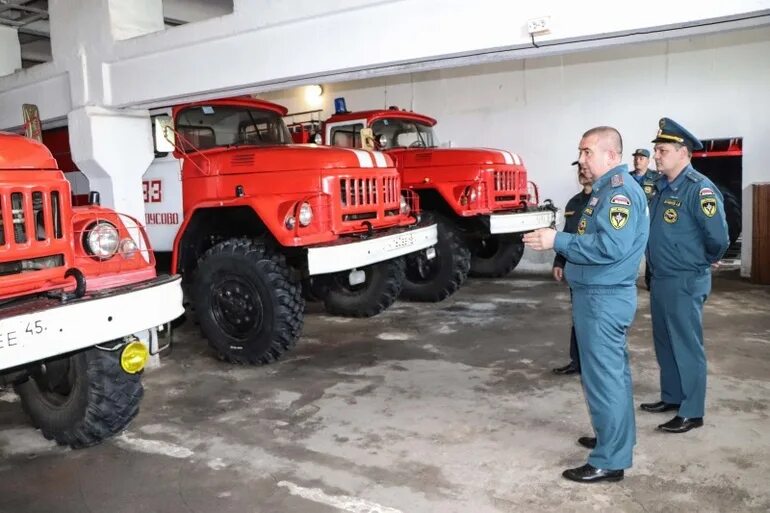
523 228 557 251
711 261 721 271
552 266 564 282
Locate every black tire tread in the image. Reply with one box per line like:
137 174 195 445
400 216 470 302
322 258 405 318
195 238 304 365
15 348 143 450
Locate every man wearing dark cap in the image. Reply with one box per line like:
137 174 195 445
631 148 660 202
551 161 592 376
630 148 660 290
640 117 730 434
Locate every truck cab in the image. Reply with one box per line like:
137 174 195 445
0 132 183 449
316 104 559 301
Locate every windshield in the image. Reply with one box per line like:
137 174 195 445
371 118 437 149
175 105 292 151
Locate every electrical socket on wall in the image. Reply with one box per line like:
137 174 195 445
527 16 551 35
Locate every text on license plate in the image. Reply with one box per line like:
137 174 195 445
385 233 416 251
0 319 47 350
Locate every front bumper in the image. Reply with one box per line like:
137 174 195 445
0 275 184 371
306 220 438 275
488 207 561 235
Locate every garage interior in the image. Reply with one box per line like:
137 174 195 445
1 1 769 512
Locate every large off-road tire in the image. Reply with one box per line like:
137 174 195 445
469 234 525 278
194 238 304 364
319 258 405 318
400 217 470 302
14 347 143 449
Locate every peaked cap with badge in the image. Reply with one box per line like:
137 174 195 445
652 117 704 151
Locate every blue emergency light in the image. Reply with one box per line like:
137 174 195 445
334 97 347 114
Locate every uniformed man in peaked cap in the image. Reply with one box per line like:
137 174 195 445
640 117 729 434
524 126 649 483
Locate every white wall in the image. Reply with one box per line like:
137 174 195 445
263 26 770 274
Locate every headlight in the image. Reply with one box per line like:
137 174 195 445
298 202 313 226
400 195 411 215
84 221 119 259
313 133 323 145
468 186 478 203
285 215 296 230
119 238 138 259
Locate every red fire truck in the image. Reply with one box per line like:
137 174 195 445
309 103 558 301
0 131 183 448
45 97 437 365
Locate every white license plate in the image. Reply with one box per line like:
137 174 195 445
0 318 46 352
385 233 416 252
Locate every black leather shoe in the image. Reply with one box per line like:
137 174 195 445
578 437 597 449
552 363 580 375
640 401 680 413
562 463 623 483
657 416 703 433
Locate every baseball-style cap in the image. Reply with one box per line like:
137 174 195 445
632 148 650 158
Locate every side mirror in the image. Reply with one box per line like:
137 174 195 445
360 128 374 150
153 115 175 153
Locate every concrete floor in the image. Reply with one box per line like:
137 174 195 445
1 271 769 513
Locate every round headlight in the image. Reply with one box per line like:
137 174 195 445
285 215 296 230
400 195 411 215
298 202 313 226
377 134 388 149
119 238 138 259
468 187 478 203
85 221 119 259
313 133 323 145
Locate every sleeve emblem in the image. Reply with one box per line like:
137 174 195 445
610 194 631 206
577 218 587 235
701 197 718 217
609 206 630 229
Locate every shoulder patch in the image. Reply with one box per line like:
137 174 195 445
701 197 718 217
583 207 594 217
610 194 631 206
609 206 630 229
699 187 715 196
577 218 587 235
611 174 623 187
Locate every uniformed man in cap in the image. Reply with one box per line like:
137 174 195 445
631 148 661 203
640 117 729 434
551 161 592 376
524 126 649 483
630 148 660 289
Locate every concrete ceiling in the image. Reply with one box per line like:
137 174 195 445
0 0 233 68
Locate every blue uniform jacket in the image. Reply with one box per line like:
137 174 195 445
647 165 730 276
554 164 649 288
634 169 661 202
553 190 592 269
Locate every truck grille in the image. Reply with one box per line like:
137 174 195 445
0 187 69 275
491 169 528 206
338 176 400 223
494 170 518 192
339 176 398 207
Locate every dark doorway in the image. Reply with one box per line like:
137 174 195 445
692 138 743 262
